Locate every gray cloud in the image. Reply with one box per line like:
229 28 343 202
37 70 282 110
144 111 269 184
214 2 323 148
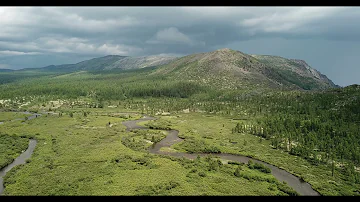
147 27 193 45
0 50 41 57
0 7 359 85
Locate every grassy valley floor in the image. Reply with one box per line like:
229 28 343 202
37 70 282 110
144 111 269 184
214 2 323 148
0 110 294 196
140 113 360 196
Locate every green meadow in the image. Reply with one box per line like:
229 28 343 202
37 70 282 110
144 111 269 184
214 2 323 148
0 110 295 196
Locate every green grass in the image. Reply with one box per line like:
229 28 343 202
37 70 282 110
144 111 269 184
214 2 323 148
122 129 167 152
0 110 294 195
0 112 28 122
144 118 173 130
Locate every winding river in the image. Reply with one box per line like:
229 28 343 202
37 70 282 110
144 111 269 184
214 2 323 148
122 115 321 196
0 112 320 196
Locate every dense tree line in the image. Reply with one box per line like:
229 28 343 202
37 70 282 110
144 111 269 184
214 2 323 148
0 71 206 100
231 86 360 184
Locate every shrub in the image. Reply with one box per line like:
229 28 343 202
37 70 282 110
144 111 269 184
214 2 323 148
178 139 221 154
228 161 244 165
208 160 219 171
203 146 221 154
145 119 172 130
135 181 180 195
248 161 271 173
234 166 242 177
198 172 207 177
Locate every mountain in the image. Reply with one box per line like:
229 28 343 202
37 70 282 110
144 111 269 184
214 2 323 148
34 48 336 91
152 48 337 91
103 55 177 70
41 55 177 72
251 55 337 90
0 69 13 72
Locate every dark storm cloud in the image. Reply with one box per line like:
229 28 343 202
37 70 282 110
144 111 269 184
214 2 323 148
0 7 357 55
0 7 360 85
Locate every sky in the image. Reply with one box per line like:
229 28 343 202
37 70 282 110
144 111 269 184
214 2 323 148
0 7 359 86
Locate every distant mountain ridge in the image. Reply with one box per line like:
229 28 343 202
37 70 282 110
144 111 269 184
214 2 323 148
152 48 337 91
41 55 177 71
30 48 336 91
0 69 13 72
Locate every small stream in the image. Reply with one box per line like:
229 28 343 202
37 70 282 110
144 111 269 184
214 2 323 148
122 115 321 196
0 111 41 195
0 139 37 195
0 111 42 123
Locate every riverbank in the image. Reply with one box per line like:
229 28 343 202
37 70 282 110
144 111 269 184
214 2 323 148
0 139 37 195
122 115 320 196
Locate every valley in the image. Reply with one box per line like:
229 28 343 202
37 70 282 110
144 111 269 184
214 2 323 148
0 48 359 196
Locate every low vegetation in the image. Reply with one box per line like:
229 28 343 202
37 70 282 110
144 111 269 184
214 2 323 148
121 129 167 152
0 133 29 169
0 110 295 195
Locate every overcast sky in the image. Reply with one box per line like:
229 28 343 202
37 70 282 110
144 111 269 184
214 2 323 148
0 7 359 86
